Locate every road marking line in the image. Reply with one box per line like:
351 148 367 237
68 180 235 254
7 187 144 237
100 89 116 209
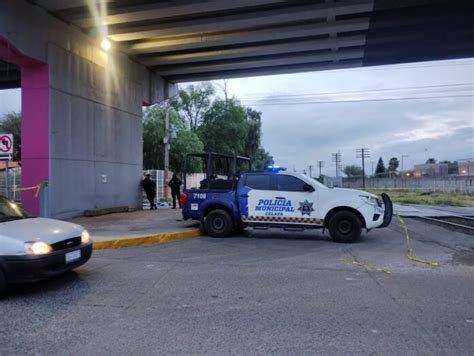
396 213 440 267
340 257 391 275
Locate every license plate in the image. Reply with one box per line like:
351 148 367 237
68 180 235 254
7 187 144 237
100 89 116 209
65 250 81 264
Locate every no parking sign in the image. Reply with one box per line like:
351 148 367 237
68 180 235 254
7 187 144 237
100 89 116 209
0 134 13 156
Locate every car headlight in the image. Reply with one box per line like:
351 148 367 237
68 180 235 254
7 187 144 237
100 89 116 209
360 195 381 206
81 230 91 244
25 241 53 255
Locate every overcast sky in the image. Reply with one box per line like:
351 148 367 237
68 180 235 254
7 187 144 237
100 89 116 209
0 88 20 117
190 58 474 175
1 59 472 176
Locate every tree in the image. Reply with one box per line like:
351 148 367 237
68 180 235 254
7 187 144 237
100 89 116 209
0 112 21 161
169 130 204 174
198 98 249 155
252 147 273 170
170 83 273 167
375 157 386 176
170 83 215 130
213 80 230 105
142 105 203 173
344 165 364 177
244 108 262 159
388 157 400 172
426 158 437 164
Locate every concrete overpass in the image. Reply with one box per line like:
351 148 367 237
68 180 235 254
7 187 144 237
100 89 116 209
0 0 473 218
31 0 474 82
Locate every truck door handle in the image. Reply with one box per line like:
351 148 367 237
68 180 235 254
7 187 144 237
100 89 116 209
275 196 286 199
240 194 249 198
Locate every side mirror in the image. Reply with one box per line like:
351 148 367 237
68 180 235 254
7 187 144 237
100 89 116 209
303 184 315 192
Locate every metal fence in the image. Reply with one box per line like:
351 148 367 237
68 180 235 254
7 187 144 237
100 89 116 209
343 176 474 194
0 168 21 202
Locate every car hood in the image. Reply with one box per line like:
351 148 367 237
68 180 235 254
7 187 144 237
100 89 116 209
332 187 377 198
0 217 84 244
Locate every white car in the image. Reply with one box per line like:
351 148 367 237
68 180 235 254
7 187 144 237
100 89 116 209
0 196 93 294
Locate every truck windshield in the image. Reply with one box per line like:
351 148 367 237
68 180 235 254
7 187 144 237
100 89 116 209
300 174 329 189
0 197 33 222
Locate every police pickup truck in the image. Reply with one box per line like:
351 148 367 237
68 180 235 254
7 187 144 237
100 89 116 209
181 153 392 243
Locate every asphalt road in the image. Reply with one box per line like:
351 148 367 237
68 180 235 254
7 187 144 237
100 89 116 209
1 219 473 355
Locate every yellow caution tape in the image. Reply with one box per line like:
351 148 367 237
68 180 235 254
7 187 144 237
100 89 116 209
14 181 49 198
340 257 391 275
396 212 439 267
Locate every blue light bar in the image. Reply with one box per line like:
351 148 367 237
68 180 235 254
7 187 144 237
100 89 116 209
266 164 286 172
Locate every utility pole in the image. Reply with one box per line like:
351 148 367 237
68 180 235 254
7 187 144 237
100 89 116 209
356 148 370 188
308 165 313 178
317 160 324 177
163 105 170 201
371 161 374 176
4 159 9 200
331 152 342 178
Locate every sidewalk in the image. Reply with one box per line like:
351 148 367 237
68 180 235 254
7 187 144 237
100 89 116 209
69 208 201 249
394 203 474 217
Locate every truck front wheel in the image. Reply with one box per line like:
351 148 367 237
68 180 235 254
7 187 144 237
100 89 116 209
328 211 362 243
205 209 233 238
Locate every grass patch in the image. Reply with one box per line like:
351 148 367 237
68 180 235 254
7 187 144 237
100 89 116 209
361 188 474 207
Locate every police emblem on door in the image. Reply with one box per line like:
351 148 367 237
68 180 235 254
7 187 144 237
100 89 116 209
298 200 314 216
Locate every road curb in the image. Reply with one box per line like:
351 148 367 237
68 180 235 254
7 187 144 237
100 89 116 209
92 228 201 250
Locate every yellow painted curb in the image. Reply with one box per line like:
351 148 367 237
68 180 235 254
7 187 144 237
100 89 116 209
92 228 201 250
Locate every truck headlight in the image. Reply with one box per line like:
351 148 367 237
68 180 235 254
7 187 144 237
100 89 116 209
360 195 381 206
81 230 91 244
25 241 53 255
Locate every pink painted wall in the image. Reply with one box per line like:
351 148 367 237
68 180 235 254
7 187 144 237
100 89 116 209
21 65 49 215
0 37 49 215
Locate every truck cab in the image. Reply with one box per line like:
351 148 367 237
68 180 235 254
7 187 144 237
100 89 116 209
181 153 392 243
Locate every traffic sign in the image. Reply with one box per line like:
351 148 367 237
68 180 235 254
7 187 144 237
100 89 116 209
0 134 13 156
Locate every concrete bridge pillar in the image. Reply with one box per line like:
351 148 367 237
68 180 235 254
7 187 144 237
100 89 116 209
0 1 176 218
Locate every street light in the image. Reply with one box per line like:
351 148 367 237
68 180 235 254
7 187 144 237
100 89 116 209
101 38 111 51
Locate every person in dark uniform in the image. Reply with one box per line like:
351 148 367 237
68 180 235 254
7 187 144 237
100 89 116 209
168 173 182 209
142 174 157 210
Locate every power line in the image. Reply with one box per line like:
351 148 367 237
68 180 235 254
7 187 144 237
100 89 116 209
241 94 474 106
240 83 474 100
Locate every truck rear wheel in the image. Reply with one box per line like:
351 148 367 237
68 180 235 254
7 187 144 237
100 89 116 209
205 209 233 238
328 211 362 243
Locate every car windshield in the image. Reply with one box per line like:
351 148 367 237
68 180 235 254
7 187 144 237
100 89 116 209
0 196 33 222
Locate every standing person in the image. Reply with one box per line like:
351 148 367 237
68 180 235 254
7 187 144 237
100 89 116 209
168 173 182 209
142 174 157 210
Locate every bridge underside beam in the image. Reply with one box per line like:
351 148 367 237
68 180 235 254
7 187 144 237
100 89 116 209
30 0 474 82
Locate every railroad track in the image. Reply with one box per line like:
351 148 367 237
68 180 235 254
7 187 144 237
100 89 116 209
413 215 474 235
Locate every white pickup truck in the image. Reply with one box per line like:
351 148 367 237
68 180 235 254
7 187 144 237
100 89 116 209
182 156 393 243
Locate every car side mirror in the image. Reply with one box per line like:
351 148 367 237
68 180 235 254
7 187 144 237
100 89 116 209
303 184 315 192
